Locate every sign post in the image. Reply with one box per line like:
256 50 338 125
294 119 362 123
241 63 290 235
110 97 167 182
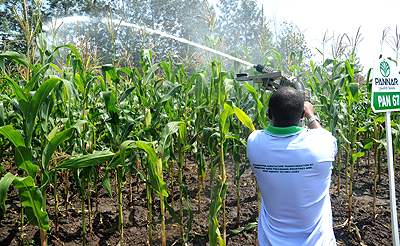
371 58 400 246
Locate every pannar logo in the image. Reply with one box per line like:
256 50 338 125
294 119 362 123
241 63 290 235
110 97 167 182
380 60 390 77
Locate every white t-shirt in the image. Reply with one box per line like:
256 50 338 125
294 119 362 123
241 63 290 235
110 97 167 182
247 126 337 246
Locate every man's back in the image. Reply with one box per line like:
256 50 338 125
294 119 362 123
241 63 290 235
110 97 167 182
247 126 337 246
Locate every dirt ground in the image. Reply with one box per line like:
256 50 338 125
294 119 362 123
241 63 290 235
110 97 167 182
0 149 399 246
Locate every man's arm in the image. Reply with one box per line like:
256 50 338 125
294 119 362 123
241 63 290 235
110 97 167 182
304 101 322 129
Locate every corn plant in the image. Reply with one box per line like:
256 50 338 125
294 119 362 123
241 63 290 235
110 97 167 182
98 60 148 245
192 72 208 213
0 49 70 245
139 120 193 246
342 60 365 231
212 62 232 243
0 126 50 242
53 150 115 242
206 60 253 244
306 58 346 135
230 77 253 227
372 119 385 222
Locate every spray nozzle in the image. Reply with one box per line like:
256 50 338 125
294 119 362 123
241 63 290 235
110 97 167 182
254 64 265 73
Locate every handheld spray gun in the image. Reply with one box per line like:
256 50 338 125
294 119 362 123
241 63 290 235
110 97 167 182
236 64 311 126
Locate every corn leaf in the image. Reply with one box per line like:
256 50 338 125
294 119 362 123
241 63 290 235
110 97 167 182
164 196 184 226
244 84 263 111
322 59 334 67
0 173 50 230
0 57 4 75
120 140 136 168
345 61 354 83
2 77 28 116
102 169 112 197
102 64 120 84
232 106 255 132
136 141 168 197
170 63 182 84
298 50 304 66
118 86 136 104
42 127 75 172
13 176 50 230
54 150 115 169
208 180 228 246
373 116 386 123
103 91 120 125
346 82 359 105
219 103 234 138
160 61 171 81
143 64 160 87
0 51 29 67
0 126 37 178
159 84 182 103
24 63 51 93
229 222 258 235
14 146 37 178
0 125 24 146
157 121 182 158
271 50 283 71
54 44 81 59
226 134 247 147
25 77 61 147
119 67 133 80
0 173 16 215
351 152 365 164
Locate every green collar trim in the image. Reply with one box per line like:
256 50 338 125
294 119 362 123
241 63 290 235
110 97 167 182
265 125 304 136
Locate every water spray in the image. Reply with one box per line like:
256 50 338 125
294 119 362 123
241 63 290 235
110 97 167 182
45 16 253 68
107 20 311 100
111 20 255 68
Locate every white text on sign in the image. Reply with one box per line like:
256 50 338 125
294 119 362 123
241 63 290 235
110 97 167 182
378 95 400 107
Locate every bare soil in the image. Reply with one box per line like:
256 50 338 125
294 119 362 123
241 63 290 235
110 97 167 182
0 149 399 246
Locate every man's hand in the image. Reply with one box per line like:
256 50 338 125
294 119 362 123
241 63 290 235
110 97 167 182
304 101 321 129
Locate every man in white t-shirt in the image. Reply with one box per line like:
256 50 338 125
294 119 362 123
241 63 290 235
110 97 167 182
247 87 337 246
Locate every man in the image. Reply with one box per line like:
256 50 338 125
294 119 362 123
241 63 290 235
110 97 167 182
247 87 337 246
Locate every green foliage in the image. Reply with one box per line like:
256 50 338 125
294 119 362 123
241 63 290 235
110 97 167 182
0 126 37 177
208 180 228 246
0 173 49 230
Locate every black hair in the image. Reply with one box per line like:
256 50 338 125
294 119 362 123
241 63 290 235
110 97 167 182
268 87 304 125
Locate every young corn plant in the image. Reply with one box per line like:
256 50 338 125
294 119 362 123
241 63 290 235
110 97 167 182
139 120 194 246
207 60 255 244
98 61 146 245
213 62 232 244
0 49 76 246
371 119 384 222
52 150 115 244
342 61 364 231
306 58 346 135
192 72 208 213
230 76 253 227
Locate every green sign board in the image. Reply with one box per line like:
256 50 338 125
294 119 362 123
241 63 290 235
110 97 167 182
371 58 400 112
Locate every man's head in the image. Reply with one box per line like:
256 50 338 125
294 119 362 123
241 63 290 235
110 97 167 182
268 87 304 127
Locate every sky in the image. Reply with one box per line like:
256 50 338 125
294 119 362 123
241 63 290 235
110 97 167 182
211 0 400 74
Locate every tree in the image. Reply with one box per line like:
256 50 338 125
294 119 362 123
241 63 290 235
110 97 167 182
273 21 312 72
215 0 272 71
